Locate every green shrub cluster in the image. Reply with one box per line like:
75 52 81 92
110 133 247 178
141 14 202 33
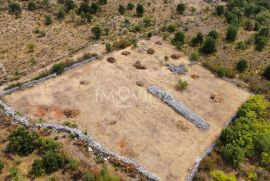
218 95 270 169
172 31 185 49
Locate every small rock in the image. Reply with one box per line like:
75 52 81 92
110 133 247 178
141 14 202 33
107 57 116 63
88 146 93 152
147 48 155 55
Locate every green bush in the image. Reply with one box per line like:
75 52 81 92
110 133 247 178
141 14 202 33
51 63 65 75
236 59 248 72
216 5 224 16
222 143 245 167
127 2 134 10
190 52 199 61
39 138 60 154
43 150 68 174
217 67 226 77
226 25 238 42
57 6 65 19
64 0 76 12
143 17 152 27
167 24 176 33
44 15 52 25
136 4 144 17
63 121 78 128
191 32 204 47
254 133 270 153
8 2 21 16
89 3 100 14
113 38 135 49
208 30 219 40
236 41 248 50
0 159 4 172
99 0 107 5
172 31 185 48
91 26 102 40
244 19 255 31
200 37 217 54
263 65 270 80
106 43 112 52
176 79 188 90
7 127 41 156
31 159 45 177
28 0 36 11
176 3 186 15
119 4 125 15
9 166 25 181
78 2 90 14
210 170 237 181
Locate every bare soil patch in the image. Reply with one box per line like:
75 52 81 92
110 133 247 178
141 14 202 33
4 37 251 180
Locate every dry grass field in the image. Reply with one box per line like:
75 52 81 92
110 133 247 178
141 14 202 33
4 37 251 180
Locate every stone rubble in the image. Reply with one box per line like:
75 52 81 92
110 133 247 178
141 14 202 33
147 85 209 131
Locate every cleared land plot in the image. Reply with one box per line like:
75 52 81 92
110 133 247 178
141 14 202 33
4 37 250 180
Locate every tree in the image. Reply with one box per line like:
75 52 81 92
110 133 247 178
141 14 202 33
264 65 270 80
43 150 68 173
172 31 185 48
127 2 134 10
236 59 248 72
119 4 125 15
7 127 41 156
208 30 219 40
222 143 245 167
91 26 102 40
28 0 36 11
191 32 204 47
200 37 217 54
8 2 21 16
136 4 144 17
226 25 238 42
215 5 224 16
176 3 186 15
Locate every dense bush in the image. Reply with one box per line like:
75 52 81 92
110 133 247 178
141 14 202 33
190 52 199 61
57 6 65 19
208 30 219 40
222 143 245 167
0 159 4 172
64 0 76 12
210 170 237 181
176 79 188 90
44 15 52 25
106 43 112 52
217 67 226 77
119 4 125 15
31 159 45 177
91 26 102 40
215 5 225 16
167 24 176 33
28 0 36 11
89 3 100 14
51 63 65 75
226 25 238 42
255 28 269 51
176 3 186 15
236 59 248 72
78 2 90 14
263 65 270 80
191 32 204 47
7 127 41 156
200 37 217 54
172 31 185 48
127 2 134 10
8 2 21 16
136 4 144 17
42 150 68 173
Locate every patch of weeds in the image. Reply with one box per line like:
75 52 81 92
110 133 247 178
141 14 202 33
63 121 78 128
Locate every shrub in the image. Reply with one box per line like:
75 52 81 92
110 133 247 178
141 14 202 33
44 15 52 25
236 59 248 72
244 19 255 31
7 127 41 156
91 26 102 40
254 133 270 153
99 0 107 5
208 30 219 40
28 0 36 11
215 5 224 16
31 159 45 177
127 2 134 10
226 25 238 42
51 63 65 75
222 143 245 167
113 38 134 49
190 52 199 61
9 166 25 181
143 17 152 27
43 150 68 174
0 159 4 172
27 43 35 52
264 65 270 80
217 67 226 77
106 43 112 52
255 36 268 51
236 41 248 50
89 3 100 14
63 121 78 128
78 2 90 14
176 3 186 15
200 37 216 54
136 4 144 17
261 152 270 167
167 24 176 33
210 170 237 181
8 2 21 16
64 0 76 12
172 31 185 48
225 12 239 25
39 138 60 154
191 32 204 47
176 79 188 90
119 4 125 15
57 6 65 19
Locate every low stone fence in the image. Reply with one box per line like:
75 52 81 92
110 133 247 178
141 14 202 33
0 57 96 97
0 100 160 181
147 85 209 131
